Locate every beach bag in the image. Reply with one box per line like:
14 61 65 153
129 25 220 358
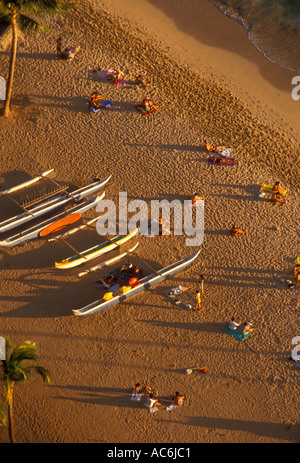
129 277 138 287
103 292 113 301
119 285 132 294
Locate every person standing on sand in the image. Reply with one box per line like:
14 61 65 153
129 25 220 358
194 290 201 311
230 225 245 237
56 36 62 56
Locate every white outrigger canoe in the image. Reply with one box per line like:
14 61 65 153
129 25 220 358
55 228 139 269
0 175 111 234
0 169 55 196
73 249 200 317
0 193 105 248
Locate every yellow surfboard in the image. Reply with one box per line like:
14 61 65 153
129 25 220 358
261 184 287 196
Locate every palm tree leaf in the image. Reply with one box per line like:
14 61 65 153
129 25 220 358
9 341 38 364
33 366 51 384
24 0 73 14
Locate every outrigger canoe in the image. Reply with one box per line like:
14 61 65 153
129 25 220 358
0 175 111 234
0 169 55 196
73 249 200 317
39 213 82 237
55 228 139 269
0 193 105 248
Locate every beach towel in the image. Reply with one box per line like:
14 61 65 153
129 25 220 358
209 156 238 166
166 402 183 411
217 147 232 157
101 100 112 108
131 389 143 401
222 325 251 341
88 106 101 113
294 257 300 265
97 69 115 80
113 79 128 87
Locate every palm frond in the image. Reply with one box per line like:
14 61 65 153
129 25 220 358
24 0 73 15
33 366 51 384
9 341 38 364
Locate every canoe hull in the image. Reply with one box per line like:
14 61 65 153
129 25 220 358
73 249 200 317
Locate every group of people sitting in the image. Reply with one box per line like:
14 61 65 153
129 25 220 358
133 383 185 411
228 317 254 335
135 96 159 116
99 261 144 290
88 91 105 111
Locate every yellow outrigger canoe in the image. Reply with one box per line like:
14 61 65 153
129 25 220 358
55 228 139 269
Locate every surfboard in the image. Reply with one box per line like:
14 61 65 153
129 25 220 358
261 184 287 196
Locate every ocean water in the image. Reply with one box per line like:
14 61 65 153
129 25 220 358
210 0 300 72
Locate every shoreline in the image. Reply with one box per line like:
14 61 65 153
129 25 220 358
89 0 300 143
0 1 299 444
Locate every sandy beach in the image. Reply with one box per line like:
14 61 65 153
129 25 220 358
0 0 299 444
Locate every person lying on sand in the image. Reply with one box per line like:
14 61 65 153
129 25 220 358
191 192 203 205
272 181 281 192
169 285 190 295
88 91 105 110
270 192 285 204
230 225 245 237
135 96 159 115
133 74 147 89
106 70 124 81
294 265 300 286
205 140 229 153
